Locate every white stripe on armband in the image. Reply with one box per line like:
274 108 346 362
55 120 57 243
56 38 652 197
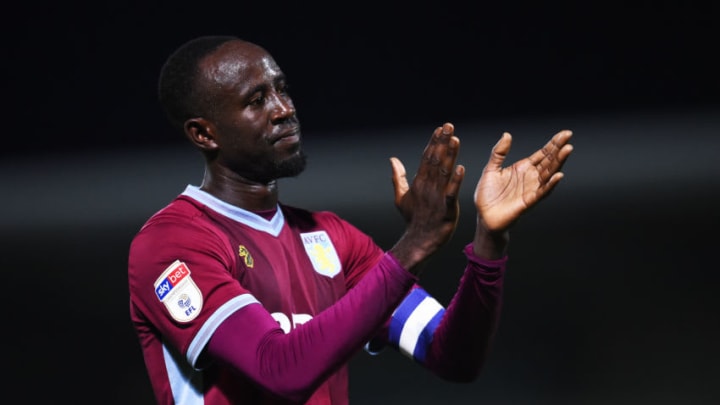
388 288 445 363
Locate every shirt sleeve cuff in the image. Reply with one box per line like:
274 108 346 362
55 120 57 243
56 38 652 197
463 243 508 273
383 251 419 283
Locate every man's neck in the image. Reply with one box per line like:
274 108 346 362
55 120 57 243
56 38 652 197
199 172 279 212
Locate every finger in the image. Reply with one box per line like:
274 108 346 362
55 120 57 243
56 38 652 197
528 129 573 167
530 130 573 183
537 171 566 200
440 134 460 178
445 164 466 209
416 126 443 178
553 143 575 174
484 132 512 172
389 157 409 206
538 139 574 196
418 123 454 178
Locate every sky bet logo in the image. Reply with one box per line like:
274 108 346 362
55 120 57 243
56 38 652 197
154 260 203 322
155 261 191 301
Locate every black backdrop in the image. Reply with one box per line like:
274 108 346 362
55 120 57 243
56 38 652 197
8 1 719 156
5 1 719 404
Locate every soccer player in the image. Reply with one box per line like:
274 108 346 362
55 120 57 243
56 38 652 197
127 35 574 405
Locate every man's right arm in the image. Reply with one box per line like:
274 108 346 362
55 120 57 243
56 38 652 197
206 252 416 403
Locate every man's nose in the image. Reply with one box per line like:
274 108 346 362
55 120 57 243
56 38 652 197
270 94 295 122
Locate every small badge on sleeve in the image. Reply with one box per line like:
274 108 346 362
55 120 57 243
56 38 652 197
154 260 203 323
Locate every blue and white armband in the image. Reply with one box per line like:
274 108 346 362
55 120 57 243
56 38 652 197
386 287 446 363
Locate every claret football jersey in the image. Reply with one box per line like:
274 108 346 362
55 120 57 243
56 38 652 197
129 185 386 404
129 185 506 405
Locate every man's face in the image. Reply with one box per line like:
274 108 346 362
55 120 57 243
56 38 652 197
198 40 306 184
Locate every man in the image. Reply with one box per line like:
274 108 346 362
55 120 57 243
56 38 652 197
128 35 574 405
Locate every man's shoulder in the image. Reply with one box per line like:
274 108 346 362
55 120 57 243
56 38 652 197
137 195 208 232
150 194 201 217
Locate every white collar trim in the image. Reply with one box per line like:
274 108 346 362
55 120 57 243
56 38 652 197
181 185 284 236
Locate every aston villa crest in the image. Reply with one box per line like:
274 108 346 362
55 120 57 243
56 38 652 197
300 230 341 277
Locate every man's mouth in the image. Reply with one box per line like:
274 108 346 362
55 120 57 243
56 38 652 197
273 127 301 145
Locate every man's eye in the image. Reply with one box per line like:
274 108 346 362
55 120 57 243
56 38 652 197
274 80 290 95
250 95 265 106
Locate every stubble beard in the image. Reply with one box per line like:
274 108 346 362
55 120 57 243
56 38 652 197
275 149 307 179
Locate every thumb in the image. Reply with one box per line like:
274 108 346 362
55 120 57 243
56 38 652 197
485 132 512 172
389 157 409 206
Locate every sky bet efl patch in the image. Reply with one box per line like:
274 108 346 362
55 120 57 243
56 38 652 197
154 260 203 323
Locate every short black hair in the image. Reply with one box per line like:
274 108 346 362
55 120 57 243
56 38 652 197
158 35 238 130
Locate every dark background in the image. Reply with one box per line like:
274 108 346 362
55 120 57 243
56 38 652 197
5 1 719 404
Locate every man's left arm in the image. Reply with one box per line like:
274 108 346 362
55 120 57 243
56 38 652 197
370 244 506 381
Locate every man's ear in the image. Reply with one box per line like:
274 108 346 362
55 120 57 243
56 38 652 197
184 118 218 151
